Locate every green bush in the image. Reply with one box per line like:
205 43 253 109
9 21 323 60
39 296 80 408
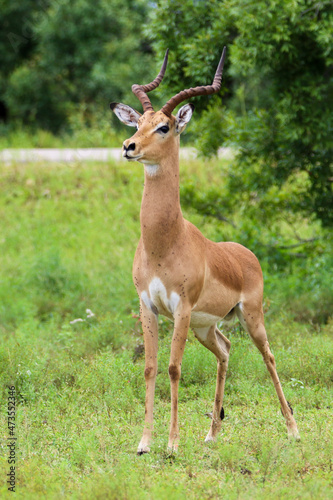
1 0 153 132
148 0 333 227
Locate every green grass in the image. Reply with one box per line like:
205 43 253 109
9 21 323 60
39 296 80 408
0 119 126 149
0 158 332 499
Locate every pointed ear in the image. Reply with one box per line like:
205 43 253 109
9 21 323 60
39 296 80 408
110 103 141 127
175 103 194 134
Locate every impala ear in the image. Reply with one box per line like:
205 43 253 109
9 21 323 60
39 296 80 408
110 103 141 127
175 103 194 134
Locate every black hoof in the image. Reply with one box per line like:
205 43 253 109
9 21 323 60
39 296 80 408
137 450 149 456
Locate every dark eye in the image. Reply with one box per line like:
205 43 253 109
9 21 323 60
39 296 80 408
157 125 169 134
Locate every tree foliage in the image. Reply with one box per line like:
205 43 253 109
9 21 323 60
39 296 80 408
147 0 333 226
1 0 152 131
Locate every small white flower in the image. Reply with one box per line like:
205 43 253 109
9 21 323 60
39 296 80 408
86 309 95 318
70 318 85 324
26 370 31 376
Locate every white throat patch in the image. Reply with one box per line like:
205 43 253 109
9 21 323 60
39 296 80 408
143 163 159 176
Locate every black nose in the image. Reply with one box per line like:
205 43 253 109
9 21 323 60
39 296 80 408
123 142 136 152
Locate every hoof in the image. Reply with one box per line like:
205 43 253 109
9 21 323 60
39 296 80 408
204 434 217 443
137 443 150 455
137 449 149 456
167 444 178 454
288 430 301 441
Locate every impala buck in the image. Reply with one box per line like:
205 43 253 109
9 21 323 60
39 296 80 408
110 47 300 454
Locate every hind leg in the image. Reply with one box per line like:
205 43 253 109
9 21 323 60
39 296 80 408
193 325 231 442
236 302 300 439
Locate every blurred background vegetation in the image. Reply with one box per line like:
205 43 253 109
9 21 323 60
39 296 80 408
1 0 332 227
0 4 332 494
0 0 332 309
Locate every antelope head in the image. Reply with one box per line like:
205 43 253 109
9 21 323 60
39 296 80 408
110 48 226 170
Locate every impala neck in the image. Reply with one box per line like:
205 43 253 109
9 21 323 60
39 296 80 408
140 148 184 255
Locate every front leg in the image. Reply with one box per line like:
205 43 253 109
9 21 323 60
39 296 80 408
137 301 158 455
168 306 191 451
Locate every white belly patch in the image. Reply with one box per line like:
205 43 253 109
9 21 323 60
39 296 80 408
141 277 180 317
190 311 222 329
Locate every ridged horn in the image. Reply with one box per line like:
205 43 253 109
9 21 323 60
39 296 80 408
161 46 226 117
131 49 169 112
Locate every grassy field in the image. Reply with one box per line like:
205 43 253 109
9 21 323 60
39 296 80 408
0 158 332 499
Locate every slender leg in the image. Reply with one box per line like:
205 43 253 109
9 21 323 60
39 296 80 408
236 302 300 439
168 307 191 451
137 301 159 454
193 325 231 442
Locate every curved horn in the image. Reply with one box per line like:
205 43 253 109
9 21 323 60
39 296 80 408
161 46 226 117
132 49 169 113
